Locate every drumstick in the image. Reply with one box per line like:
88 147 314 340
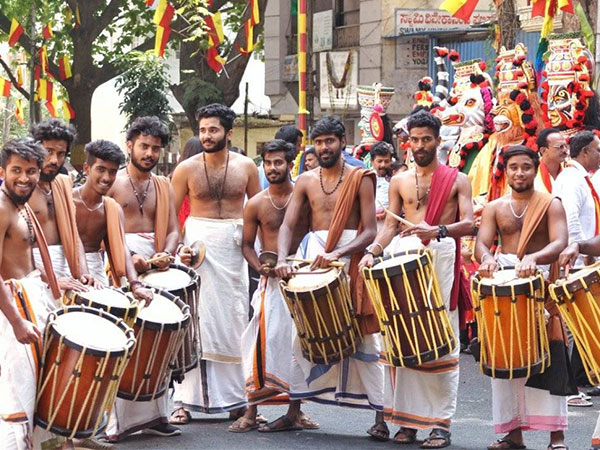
377 200 415 228
286 257 345 268
564 263 571 280
145 254 175 265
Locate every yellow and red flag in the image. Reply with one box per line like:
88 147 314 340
45 101 57 118
16 66 24 87
153 0 174 56
205 12 226 73
8 18 24 47
0 78 11 97
58 56 72 80
36 79 53 102
39 46 49 75
42 23 53 40
440 0 480 23
15 98 24 125
531 0 574 18
237 0 261 54
61 100 75 120
146 0 155 5
75 4 81 29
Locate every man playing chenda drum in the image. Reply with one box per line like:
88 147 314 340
171 103 260 422
73 139 153 302
359 111 474 448
0 139 63 448
475 145 573 450
105 117 181 441
232 139 316 432
274 116 385 438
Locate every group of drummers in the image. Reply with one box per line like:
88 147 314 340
0 102 599 450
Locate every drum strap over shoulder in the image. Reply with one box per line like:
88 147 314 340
153 175 170 254
103 197 126 284
51 174 82 279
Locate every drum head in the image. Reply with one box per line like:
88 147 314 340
78 288 131 308
286 266 340 292
368 252 427 279
53 311 128 352
476 269 541 296
139 268 192 291
137 293 185 324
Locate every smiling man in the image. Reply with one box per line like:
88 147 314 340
171 103 260 423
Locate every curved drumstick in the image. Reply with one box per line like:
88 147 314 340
286 257 345 268
145 254 175 265
377 200 415 228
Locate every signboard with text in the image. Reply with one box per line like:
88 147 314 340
395 8 496 34
313 10 333 52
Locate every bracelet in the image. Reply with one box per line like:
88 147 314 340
481 254 495 263
366 242 384 256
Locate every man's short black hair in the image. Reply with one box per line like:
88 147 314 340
406 111 442 138
1 138 47 169
30 119 77 154
125 116 169 146
195 103 236 133
261 139 295 163
304 147 315 156
370 141 394 160
570 130 597 159
275 125 303 145
309 116 345 141
85 140 126 167
503 144 540 170
536 128 562 149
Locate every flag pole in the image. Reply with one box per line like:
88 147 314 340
297 0 307 148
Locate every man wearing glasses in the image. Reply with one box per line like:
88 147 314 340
534 128 568 194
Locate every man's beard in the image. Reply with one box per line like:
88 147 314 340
131 155 158 173
201 136 227 154
3 186 34 205
39 165 63 182
510 182 533 193
317 148 342 168
267 170 289 184
413 149 436 167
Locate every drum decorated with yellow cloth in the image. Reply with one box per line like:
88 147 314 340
279 264 361 364
138 264 200 379
65 288 139 328
472 268 549 379
35 305 135 439
549 263 600 384
118 290 190 401
362 249 456 367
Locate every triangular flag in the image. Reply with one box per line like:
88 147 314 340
154 25 171 57
8 18 24 47
0 78 11 97
42 23 53 40
16 66 24 87
15 98 24 125
62 100 75 120
439 0 480 23
58 56 72 80
206 46 226 74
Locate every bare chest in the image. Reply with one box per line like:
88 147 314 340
29 188 56 224
190 161 248 202
112 178 157 219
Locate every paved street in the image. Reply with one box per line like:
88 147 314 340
117 355 598 449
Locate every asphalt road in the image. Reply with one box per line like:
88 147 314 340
118 355 597 450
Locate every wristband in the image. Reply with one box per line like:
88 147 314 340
366 242 384 256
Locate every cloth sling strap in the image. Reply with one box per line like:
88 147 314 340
324 167 379 335
515 190 565 342
421 164 463 312
153 175 170 253
103 197 126 286
566 161 600 234
538 160 560 194
51 174 82 279
24 203 60 299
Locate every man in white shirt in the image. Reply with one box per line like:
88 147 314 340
553 130 600 267
370 141 394 228
534 128 568 194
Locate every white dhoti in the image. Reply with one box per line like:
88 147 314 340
173 217 248 413
490 253 567 434
241 276 293 405
85 251 108 286
383 237 459 432
0 271 58 449
288 230 384 411
33 245 71 279
105 232 168 439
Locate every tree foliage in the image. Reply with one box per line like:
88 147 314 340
115 51 173 129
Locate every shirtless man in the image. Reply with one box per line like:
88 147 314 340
171 103 260 421
475 145 569 450
359 111 474 447
230 139 315 433
274 116 384 437
73 139 152 303
29 119 93 291
105 117 181 441
0 139 62 447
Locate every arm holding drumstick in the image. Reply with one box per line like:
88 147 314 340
559 236 600 277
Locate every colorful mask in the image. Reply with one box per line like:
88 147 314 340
356 83 395 146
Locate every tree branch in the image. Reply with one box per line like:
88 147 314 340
91 0 125 40
0 59 30 100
